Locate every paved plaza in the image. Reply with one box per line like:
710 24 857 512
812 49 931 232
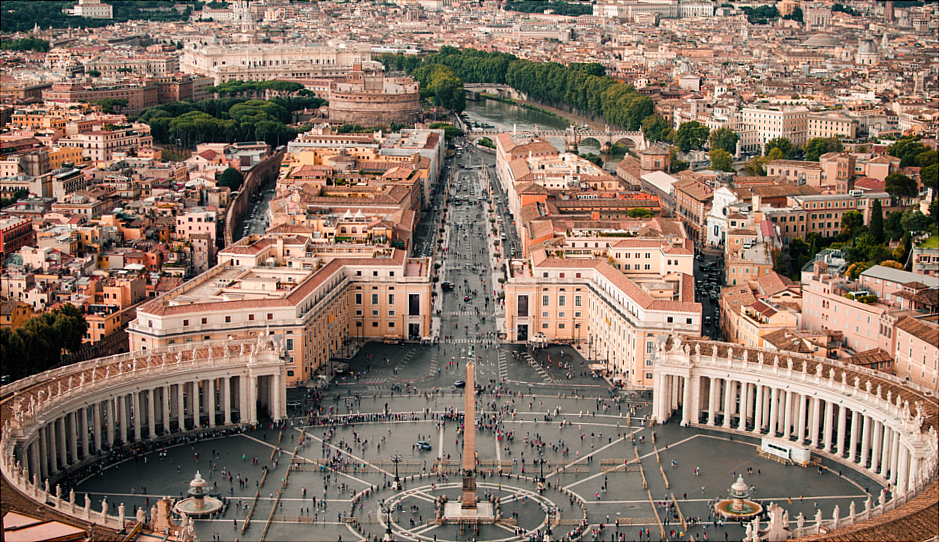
71 149 885 541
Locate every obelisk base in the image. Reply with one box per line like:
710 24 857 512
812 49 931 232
443 501 494 521
462 477 477 511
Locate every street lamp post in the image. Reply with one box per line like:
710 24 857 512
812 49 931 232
382 503 395 542
391 452 402 490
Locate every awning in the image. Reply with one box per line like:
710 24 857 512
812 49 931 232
612 376 625 382
588 364 606 371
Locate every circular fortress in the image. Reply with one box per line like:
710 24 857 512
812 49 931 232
327 63 421 126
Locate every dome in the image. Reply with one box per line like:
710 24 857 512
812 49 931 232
801 33 839 48
857 39 877 55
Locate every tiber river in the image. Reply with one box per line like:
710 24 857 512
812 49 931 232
461 98 626 169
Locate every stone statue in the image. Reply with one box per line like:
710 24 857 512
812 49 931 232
878 490 886 508
240 343 245 356
712 344 718 357
105 366 110 379
832 504 840 529
758 351 764 365
84 493 91 511
162 353 167 366
854 376 860 389
796 512 805 530
814 509 823 527
787 357 793 371
897 395 903 408
136 507 146 525
727 347 734 360
774 354 779 367
695 343 701 356
866 380 872 393
829 368 836 380
69 488 75 505
176 351 183 364
101 496 108 515
743 350 749 363
849 501 856 519
876 385 882 398
803 361 809 374
119 503 125 520
865 495 872 513
816 363 823 377
745 521 753 538
45 479 50 493
841 372 847 386
91 369 96 382
886 390 892 404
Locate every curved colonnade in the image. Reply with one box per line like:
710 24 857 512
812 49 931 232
0 336 936 538
0 337 287 530
653 338 938 536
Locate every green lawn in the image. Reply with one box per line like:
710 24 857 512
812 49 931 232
917 225 939 249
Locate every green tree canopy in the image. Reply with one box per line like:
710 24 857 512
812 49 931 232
764 137 797 159
708 148 734 172
0 304 87 382
885 210 904 241
87 69 101 78
742 155 768 176
412 64 465 112
869 199 884 243
675 121 710 153
840 210 865 237
845 233 891 266
885 172 918 204
901 210 931 233
429 122 464 139
0 37 50 52
641 114 672 143
92 98 128 114
803 137 844 161
218 167 244 190
708 128 738 154
627 208 655 219
888 137 928 167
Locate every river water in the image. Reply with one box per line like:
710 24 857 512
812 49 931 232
462 98 625 168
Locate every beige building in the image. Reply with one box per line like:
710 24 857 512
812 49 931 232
127 236 432 384
894 316 939 392
807 112 858 140
57 124 153 162
741 106 809 149
504 248 701 389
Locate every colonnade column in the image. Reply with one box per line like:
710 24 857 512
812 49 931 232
38 424 48 480
224 377 232 425
147 389 156 439
193 379 202 429
132 390 141 442
860 415 871 468
896 446 910 495
92 402 102 454
689 376 701 425
671 376 680 413
768 387 779 436
208 378 217 428
722 379 734 429
797 394 807 444
881 426 893 478
836 404 848 456
823 400 835 452
783 389 794 439
116 395 125 444
247 375 258 424
889 430 901 486
870 420 883 474
240 376 250 425
849 409 861 462
752 385 763 434
708 377 719 426
163 385 171 434
29 441 40 481
177 383 185 432
68 411 78 463
809 397 821 447
77 407 88 458
681 376 693 426
106 399 115 446
56 417 67 471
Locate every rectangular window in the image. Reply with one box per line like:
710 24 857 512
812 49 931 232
558 323 565 329
542 323 549 329
518 295 529 317
575 311 582 318
371 293 379 305
388 322 395 328
646 341 654 354
372 310 379 316
267 313 273 320
575 295 582 307
201 318 207 325
686 318 693 324
558 295 566 307
542 295 550 306
409 294 420 316
388 294 395 305
225 316 231 323
558 312 566 318
286 338 294 350
388 310 395 317
667 316 673 323
355 293 362 304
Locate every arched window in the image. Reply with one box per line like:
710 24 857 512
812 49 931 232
340 227 347 233
352 227 357 233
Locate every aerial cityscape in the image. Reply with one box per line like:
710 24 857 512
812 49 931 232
0 0 937 541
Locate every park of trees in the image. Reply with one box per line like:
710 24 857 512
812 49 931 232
0 304 88 383
134 87 327 150
1 1 192 32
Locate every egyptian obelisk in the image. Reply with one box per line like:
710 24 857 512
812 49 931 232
461 350 477 512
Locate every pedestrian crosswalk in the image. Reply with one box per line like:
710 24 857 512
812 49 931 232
498 349 508 381
522 352 556 383
445 311 494 317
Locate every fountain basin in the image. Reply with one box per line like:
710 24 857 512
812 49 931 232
714 498 763 519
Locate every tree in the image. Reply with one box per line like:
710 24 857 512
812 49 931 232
742 156 768 176
0 304 87 382
668 148 689 173
0 37 50 52
869 199 884 243
888 138 928 168
708 127 738 154
92 98 128 114
675 121 710 153
840 210 864 237
709 149 734 172
920 162 938 203
218 167 244 190
901 210 931 233
764 137 796 159
765 147 785 162
642 114 672 143
885 173 918 207
429 122 464 139
87 69 101 77
803 137 844 161
784 6 804 22
628 208 654 219
845 233 890 265
884 210 904 241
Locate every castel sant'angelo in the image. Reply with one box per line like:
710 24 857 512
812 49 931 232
327 62 422 126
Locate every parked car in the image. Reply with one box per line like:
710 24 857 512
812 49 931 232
416 441 432 451
453 380 466 387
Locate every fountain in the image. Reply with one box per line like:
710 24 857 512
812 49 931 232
174 471 223 517
714 475 763 520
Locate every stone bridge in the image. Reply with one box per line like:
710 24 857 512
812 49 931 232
467 127 647 152
464 84 526 101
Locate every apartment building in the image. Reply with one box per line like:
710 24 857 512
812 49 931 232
807 112 858 140
504 248 701 389
42 83 159 115
84 56 180 78
127 236 432 384
765 160 823 187
894 316 939 392
741 106 809 149
57 124 153 162
672 173 713 245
